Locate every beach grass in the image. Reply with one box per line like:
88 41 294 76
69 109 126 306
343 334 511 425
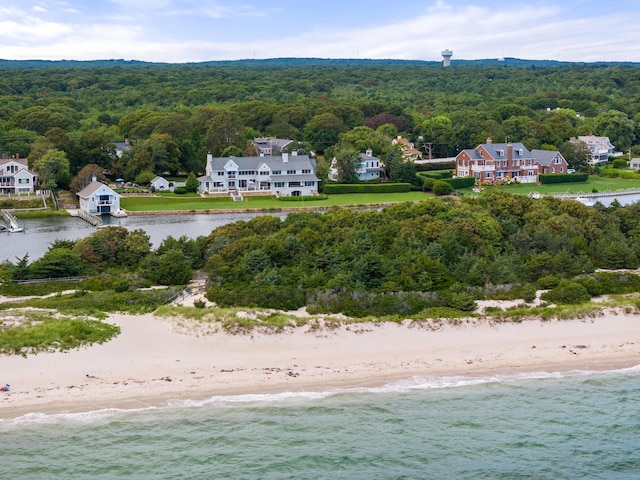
0 288 181 316
0 311 120 356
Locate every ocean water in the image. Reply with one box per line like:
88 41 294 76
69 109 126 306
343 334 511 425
2 368 639 479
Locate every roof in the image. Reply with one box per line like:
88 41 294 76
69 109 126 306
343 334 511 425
480 142 532 159
253 138 293 153
0 157 29 168
270 174 320 182
208 154 316 171
359 152 380 161
531 149 563 166
77 181 118 198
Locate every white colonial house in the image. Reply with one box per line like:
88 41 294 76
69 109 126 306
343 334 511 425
0 156 38 194
198 151 320 197
569 135 615 165
77 180 121 215
328 149 385 182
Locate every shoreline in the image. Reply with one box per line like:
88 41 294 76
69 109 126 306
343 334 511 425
1 311 639 420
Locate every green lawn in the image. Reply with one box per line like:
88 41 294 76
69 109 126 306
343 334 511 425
120 176 640 213
458 175 640 196
120 191 431 212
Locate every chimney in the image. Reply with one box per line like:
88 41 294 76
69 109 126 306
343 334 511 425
486 137 492 144
366 148 373 157
507 143 513 162
207 152 213 163
292 150 298 156
92 175 97 183
282 152 289 163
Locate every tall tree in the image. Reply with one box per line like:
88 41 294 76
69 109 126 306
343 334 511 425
594 110 635 152
32 149 71 189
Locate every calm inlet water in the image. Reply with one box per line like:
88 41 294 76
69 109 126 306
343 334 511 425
1 367 639 479
0 212 285 262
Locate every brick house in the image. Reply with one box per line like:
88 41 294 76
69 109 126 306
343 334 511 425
455 139 568 184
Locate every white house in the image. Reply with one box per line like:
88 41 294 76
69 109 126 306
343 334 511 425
570 135 615 165
0 156 38 194
328 149 385 182
630 158 640 170
198 151 320 197
77 180 121 215
150 176 172 192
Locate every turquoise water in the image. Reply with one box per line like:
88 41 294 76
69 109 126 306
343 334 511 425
2 368 639 479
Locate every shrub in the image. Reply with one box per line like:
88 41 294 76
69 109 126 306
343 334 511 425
541 281 591 304
432 180 453 195
612 158 628 169
323 183 412 194
443 176 476 189
422 178 435 192
173 186 188 194
539 173 588 184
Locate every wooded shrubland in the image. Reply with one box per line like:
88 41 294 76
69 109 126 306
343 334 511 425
3 191 640 315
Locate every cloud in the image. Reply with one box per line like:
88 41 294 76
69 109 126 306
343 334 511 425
0 1 638 62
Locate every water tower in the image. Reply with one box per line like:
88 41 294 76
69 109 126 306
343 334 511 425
441 49 453 67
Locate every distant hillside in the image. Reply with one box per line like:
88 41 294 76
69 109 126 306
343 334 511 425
1 57 639 69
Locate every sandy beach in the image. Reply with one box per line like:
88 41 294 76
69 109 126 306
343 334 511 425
1 307 639 420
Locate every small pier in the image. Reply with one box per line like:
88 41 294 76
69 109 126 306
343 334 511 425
68 209 103 226
1 209 24 232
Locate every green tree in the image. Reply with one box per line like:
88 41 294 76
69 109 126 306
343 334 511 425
32 149 71 189
30 248 87 278
303 113 348 154
594 110 635 152
144 248 193 285
69 164 108 193
185 172 199 192
205 110 245 156
332 146 360 183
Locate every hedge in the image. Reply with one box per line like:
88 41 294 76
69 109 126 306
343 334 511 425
420 170 454 180
323 183 412 194
415 162 456 171
539 173 588 184
443 176 476 189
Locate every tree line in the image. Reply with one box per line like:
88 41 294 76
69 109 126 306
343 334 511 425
0 62 639 189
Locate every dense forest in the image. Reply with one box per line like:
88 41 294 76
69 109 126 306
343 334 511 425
0 59 639 188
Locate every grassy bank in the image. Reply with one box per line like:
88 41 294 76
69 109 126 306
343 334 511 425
460 176 640 196
120 191 430 212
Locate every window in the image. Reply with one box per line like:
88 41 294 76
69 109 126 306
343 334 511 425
304 181 315 186
260 171 269 175
486 172 492 178
302 169 311 174
18 178 29 184
554 157 561 164
217 171 224 176
287 170 296 175
274 182 285 188
272 170 281 175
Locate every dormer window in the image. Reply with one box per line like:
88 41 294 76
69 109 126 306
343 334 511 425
497 149 504 156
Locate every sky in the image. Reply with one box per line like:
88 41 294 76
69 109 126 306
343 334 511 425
1 0 639 63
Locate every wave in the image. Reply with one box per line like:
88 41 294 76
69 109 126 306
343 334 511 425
5 363 638 425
